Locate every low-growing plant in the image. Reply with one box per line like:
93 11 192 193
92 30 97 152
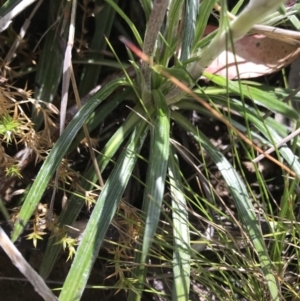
1 1 300 301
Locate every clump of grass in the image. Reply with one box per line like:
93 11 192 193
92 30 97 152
0 1 300 301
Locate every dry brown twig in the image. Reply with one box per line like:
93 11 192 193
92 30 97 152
0 226 57 301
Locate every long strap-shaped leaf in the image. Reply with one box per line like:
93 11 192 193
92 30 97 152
11 78 125 242
177 99 300 178
79 0 117 97
33 0 70 129
172 111 280 301
203 72 298 119
128 89 170 301
40 99 148 279
168 149 190 301
0 0 37 32
58 121 149 301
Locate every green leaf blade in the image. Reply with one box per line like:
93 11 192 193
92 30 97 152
11 79 124 242
58 121 149 301
171 111 280 301
128 90 170 301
